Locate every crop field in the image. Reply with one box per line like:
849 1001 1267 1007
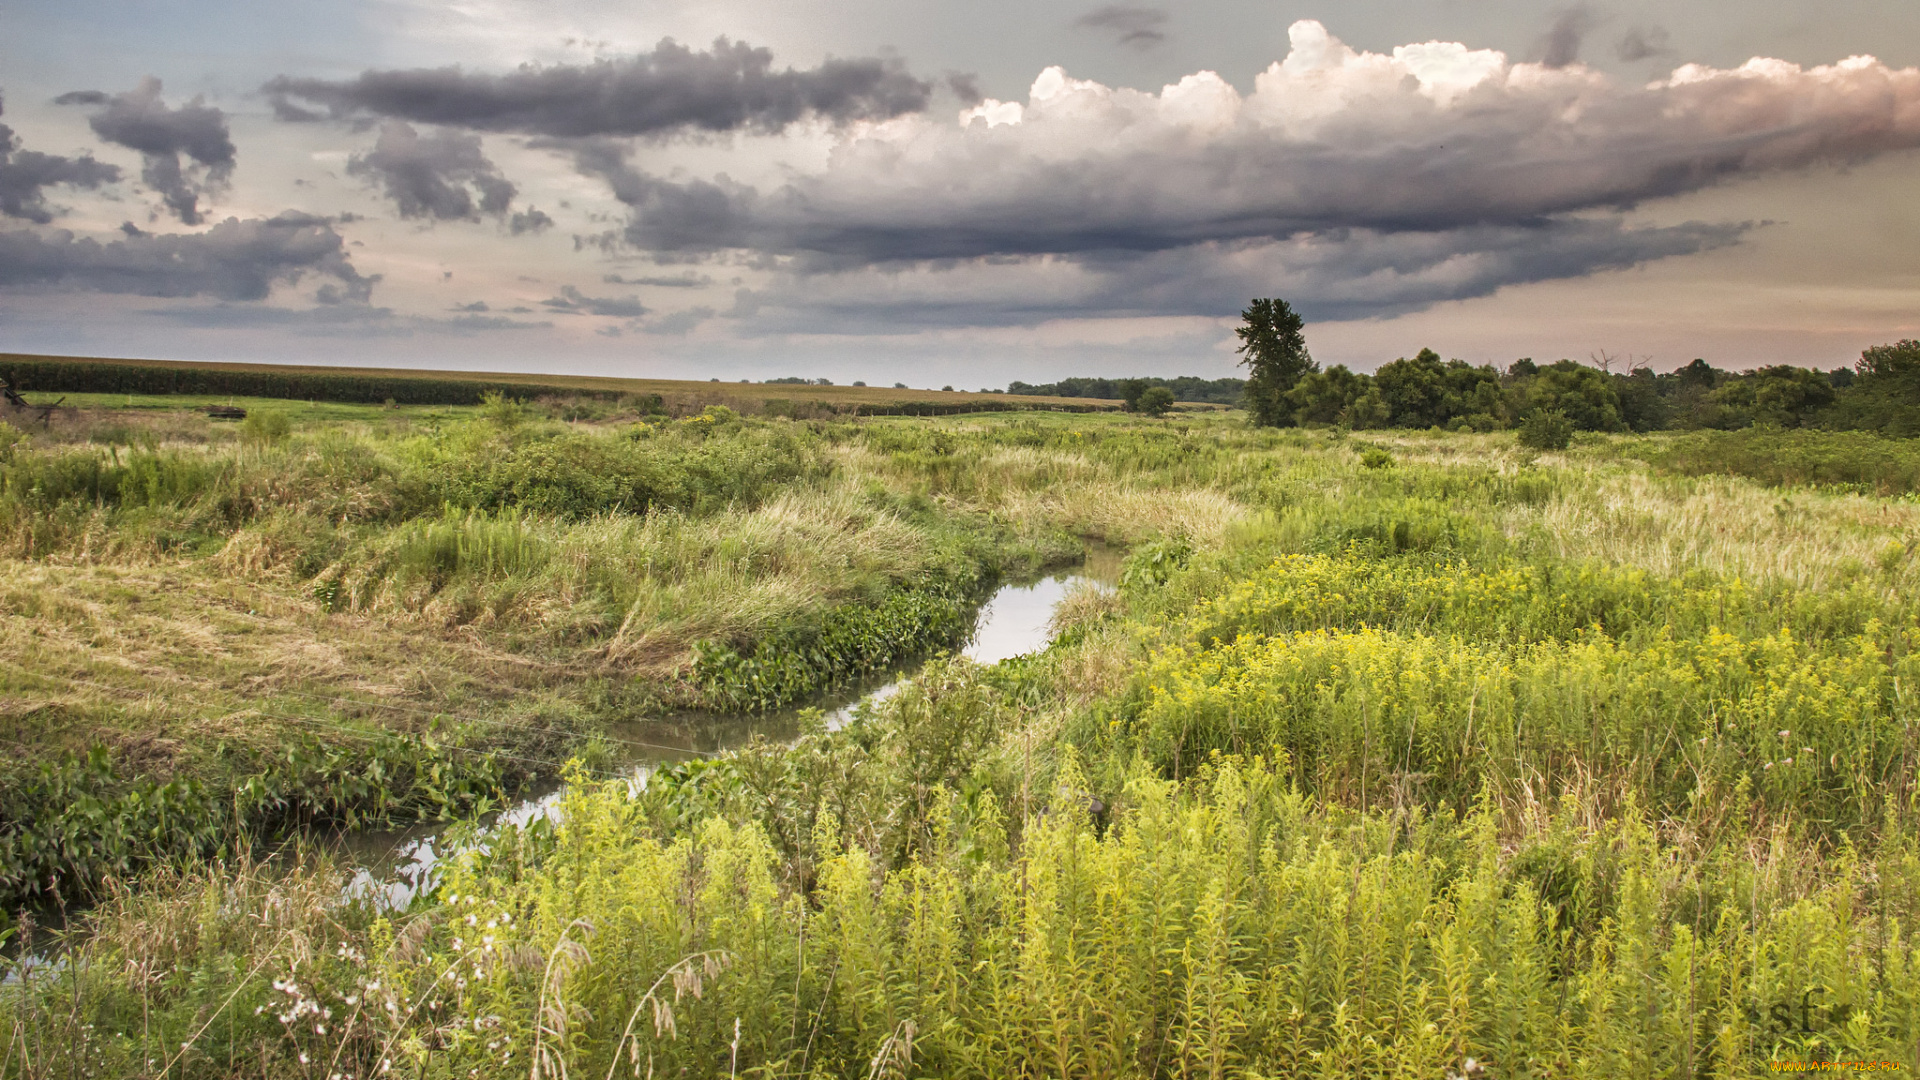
0 353 1122 415
4 383 1920 1076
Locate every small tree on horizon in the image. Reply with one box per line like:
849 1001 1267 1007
1138 386 1176 417
1236 298 1316 426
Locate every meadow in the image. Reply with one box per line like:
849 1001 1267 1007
2 387 1920 1076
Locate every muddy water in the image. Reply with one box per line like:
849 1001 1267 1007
339 559 1117 908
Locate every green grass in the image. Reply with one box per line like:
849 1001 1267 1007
9 404 1920 1075
1636 426 1920 494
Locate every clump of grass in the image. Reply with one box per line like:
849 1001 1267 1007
239 408 291 446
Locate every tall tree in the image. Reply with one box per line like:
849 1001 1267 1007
1236 298 1315 426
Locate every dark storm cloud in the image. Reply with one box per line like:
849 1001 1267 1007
1536 7 1596 69
263 37 932 139
0 92 120 223
728 218 1749 332
509 207 554 234
945 74 985 107
144 302 552 336
642 306 717 335
1074 6 1169 50
0 212 373 302
583 23 1920 269
604 271 710 287
1616 26 1674 63
541 285 646 317
346 121 516 220
64 77 235 225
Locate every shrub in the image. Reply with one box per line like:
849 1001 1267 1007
1518 407 1574 450
478 390 530 428
239 408 291 445
1137 386 1176 417
1359 447 1394 469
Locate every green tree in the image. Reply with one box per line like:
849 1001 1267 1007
1614 367 1669 431
1138 386 1176 417
1514 361 1624 431
1518 407 1575 450
1236 298 1315 426
1120 378 1150 412
1283 365 1367 426
1834 340 1920 435
1708 365 1835 428
1372 349 1504 429
1347 384 1390 428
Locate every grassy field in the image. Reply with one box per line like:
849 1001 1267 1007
5 398 1920 1076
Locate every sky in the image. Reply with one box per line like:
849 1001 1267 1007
1 0 1917 386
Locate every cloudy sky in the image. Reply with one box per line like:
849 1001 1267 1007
1 0 1917 384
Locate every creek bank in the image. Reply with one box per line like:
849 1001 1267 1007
338 561 1115 907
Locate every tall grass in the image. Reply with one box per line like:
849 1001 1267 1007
17 754 1918 1077
10 410 1920 1076
1643 427 1920 494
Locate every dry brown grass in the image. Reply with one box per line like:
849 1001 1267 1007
0 557 586 771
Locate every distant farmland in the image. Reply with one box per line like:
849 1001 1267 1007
0 352 1125 416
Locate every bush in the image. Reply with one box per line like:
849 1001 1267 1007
1518 408 1574 450
1137 386 1176 417
1359 447 1393 469
239 408 291 445
478 390 529 429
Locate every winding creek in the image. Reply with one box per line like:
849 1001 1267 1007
339 559 1116 909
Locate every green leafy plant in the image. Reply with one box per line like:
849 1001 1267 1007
239 408 291 445
1121 533 1193 589
1518 407 1575 450
1138 386 1176 417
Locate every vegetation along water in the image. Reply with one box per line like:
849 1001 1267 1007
7 342 1920 1076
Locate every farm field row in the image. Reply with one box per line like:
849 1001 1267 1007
0 352 1126 412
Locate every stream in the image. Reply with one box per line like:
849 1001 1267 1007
338 558 1116 909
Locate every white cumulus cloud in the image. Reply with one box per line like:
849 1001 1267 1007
583 19 1920 326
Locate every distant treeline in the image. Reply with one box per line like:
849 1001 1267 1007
1007 375 1247 404
0 356 622 406
823 400 1111 417
1260 342 1920 435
